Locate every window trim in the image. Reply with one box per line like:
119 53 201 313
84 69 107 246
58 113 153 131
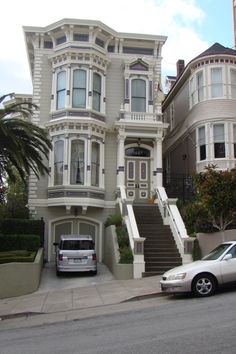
213 123 225 158
92 72 102 112
70 138 86 185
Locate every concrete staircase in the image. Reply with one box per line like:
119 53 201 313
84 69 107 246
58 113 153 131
133 204 182 277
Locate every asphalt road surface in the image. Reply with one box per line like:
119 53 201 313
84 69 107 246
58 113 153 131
1 289 236 354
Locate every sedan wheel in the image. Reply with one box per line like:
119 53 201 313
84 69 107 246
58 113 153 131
192 274 216 297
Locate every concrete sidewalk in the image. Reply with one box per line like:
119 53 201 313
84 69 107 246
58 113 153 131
0 263 162 320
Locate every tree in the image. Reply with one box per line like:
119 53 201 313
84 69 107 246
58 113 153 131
193 164 236 231
0 93 52 184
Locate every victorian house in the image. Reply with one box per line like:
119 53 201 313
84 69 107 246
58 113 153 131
162 43 236 199
23 19 188 277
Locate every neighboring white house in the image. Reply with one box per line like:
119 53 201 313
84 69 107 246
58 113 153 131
162 43 236 186
23 19 168 263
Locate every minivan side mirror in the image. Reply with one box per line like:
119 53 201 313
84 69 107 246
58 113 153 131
53 242 59 247
223 254 232 261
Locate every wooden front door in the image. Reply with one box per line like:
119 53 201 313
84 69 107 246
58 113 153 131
126 158 150 201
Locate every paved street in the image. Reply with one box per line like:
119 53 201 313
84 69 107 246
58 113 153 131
1 288 236 354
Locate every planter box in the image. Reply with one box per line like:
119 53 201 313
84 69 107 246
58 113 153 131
104 226 133 280
0 248 43 299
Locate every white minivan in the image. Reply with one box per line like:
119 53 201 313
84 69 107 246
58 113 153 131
54 235 97 276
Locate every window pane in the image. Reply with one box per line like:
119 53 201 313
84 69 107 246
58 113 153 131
214 124 224 142
72 70 86 108
54 140 64 185
56 72 66 109
73 70 86 88
93 74 101 111
200 145 206 160
70 140 84 184
197 71 204 101
211 68 223 97
214 143 225 158
91 142 100 186
131 79 146 112
198 126 205 144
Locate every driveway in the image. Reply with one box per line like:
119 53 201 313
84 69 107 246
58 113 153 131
36 262 115 294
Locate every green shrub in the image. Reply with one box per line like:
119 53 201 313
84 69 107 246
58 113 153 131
119 246 133 264
116 227 130 248
104 214 122 228
0 234 40 252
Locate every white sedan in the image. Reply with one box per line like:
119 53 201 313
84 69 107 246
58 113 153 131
160 241 236 297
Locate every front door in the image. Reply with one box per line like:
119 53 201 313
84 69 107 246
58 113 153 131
126 158 150 201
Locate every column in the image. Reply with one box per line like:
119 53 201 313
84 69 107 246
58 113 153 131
65 65 71 109
117 131 125 186
88 66 93 109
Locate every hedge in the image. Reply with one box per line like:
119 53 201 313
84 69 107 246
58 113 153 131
0 234 40 252
0 218 43 235
0 250 37 264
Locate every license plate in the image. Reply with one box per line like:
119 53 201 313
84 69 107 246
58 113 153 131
73 258 82 263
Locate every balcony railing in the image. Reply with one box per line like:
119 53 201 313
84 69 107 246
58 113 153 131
119 111 163 123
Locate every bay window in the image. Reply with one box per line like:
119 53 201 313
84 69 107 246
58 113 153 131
72 69 86 108
54 140 64 185
131 79 146 112
70 140 85 184
214 124 225 158
56 71 66 109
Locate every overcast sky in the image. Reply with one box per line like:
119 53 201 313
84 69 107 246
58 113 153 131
0 0 233 95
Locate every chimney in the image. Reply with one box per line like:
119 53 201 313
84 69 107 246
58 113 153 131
176 59 185 78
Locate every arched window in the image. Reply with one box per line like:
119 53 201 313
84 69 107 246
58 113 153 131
92 73 101 112
72 69 86 108
91 142 100 186
56 71 66 110
54 140 64 185
70 140 85 184
131 79 146 112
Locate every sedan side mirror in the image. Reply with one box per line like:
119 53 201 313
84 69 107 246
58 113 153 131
223 254 232 261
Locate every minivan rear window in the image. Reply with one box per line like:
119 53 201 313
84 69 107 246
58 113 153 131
60 240 94 250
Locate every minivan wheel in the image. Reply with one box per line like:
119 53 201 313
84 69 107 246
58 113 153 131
192 273 216 297
56 270 61 277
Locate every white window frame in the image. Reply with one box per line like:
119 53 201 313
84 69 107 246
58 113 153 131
197 126 206 161
210 67 223 98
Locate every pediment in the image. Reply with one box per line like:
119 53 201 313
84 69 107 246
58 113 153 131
129 59 148 71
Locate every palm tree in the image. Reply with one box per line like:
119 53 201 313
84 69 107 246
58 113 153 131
0 93 52 184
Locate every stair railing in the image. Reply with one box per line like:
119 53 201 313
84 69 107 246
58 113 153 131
155 186 192 262
117 185 145 278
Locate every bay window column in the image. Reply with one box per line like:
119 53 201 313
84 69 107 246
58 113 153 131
65 65 71 109
64 136 69 185
88 66 93 109
51 70 56 111
154 137 163 187
117 131 125 186
87 136 92 186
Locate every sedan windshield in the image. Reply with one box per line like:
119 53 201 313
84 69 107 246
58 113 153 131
202 243 232 260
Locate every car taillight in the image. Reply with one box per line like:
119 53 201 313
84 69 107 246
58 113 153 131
92 254 96 261
59 254 63 261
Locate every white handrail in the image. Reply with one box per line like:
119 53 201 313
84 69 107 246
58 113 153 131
155 187 189 258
